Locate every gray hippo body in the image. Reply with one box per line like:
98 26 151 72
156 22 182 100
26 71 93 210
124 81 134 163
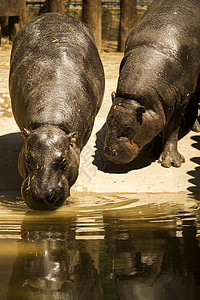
9 13 105 210
104 0 200 167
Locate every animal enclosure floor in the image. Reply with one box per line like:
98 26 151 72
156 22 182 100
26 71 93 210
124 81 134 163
0 39 200 200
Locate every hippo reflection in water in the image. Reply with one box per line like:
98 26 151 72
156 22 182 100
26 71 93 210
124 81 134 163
7 213 200 299
9 13 105 210
7 213 103 300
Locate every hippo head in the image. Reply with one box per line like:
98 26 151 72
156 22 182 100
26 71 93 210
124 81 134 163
19 125 80 210
104 92 147 164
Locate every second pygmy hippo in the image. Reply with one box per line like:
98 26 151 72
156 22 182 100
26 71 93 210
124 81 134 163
9 13 105 210
104 0 200 168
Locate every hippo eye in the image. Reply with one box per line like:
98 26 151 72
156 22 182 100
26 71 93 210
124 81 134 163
107 119 112 127
25 155 35 171
25 156 30 164
124 126 131 134
60 158 67 170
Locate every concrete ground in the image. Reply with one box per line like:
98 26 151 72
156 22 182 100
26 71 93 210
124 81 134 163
0 38 200 198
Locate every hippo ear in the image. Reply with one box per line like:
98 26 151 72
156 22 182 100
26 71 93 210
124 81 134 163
111 91 116 102
67 132 78 145
22 128 30 139
136 106 146 125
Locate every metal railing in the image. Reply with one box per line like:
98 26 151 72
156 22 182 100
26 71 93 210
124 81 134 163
26 0 45 6
26 1 153 9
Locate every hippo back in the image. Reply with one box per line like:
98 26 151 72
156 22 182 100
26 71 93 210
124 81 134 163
9 13 105 149
120 0 200 116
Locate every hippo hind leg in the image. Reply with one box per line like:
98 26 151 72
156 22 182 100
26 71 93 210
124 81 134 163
158 109 186 168
192 102 200 132
192 117 200 132
179 93 199 138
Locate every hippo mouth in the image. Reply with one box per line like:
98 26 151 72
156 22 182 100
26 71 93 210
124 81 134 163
104 137 139 164
23 190 68 211
21 175 69 210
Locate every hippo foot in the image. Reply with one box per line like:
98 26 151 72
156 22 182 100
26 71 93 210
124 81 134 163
192 119 200 132
158 150 185 168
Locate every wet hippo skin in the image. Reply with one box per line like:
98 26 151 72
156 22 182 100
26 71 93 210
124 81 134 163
9 13 105 210
104 0 200 168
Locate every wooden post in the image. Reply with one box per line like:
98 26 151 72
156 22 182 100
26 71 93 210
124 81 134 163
8 0 26 41
118 0 138 52
40 0 72 14
82 0 102 50
19 0 26 28
48 0 65 13
40 0 65 14
64 0 71 13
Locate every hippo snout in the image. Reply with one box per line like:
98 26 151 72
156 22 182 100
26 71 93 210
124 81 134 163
21 175 69 211
104 136 139 164
104 146 118 158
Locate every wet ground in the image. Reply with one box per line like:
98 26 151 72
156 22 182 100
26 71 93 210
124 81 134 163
1 39 200 195
1 38 200 299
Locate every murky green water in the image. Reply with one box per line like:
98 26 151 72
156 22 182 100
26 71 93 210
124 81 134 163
0 193 200 300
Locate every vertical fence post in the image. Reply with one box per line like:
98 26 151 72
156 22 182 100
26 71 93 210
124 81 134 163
118 0 138 52
82 0 102 51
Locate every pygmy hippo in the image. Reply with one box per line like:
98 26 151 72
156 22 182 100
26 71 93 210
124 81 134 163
9 13 105 210
104 0 200 167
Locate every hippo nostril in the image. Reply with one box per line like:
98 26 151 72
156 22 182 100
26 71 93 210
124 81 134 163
49 193 54 200
110 149 117 157
104 146 117 157
48 189 53 198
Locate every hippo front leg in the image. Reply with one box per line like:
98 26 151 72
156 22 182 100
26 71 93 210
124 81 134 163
158 134 185 168
158 111 185 168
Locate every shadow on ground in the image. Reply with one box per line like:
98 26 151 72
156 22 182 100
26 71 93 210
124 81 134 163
92 123 160 173
187 135 200 200
0 132 23 195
